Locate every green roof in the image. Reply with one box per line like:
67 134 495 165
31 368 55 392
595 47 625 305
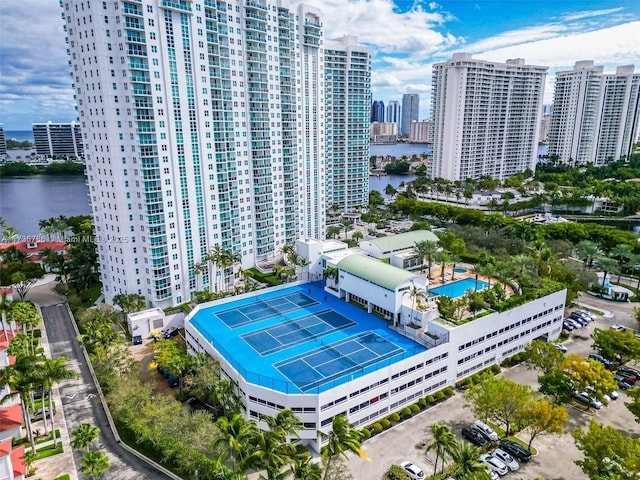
337 255 419 291
368 230 439 255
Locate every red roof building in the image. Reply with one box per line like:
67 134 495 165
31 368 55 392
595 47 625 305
0 439 26 480
0 240 68 264
0 403 22 442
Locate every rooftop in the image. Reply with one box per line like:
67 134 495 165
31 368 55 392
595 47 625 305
188 284 426 394
337 255 421 291
0 403 22 431
366 230 438 254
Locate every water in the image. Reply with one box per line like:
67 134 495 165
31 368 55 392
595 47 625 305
430 278 489 298
4 130 34 142
0 175 90 237
370 143 431 157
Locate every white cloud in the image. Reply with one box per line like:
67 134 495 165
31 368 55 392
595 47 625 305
561 7 624 22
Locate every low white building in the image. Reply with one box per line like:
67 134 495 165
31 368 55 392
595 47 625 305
126 307 184 340
359 230 439 270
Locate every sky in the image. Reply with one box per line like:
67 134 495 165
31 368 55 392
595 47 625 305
0 0 639 130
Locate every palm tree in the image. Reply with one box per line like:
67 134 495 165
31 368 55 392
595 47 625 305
403 282 426 327
511 254 539 291
0 355 40 449
597 256 619 291
191 262 208 292
0 293 14 336
426 423 458 476
80 451 110 479
71 423 100 452
326 225 341 240
414 240 439 278
435 251 450 283
451 442 489 480
213 413 259 473
341 220 354 240
206 245 224 292
261 408 303 440
610 244 633 280
575 240 602 269
323 267 339 288
289 452 323 480
320 415 366 480
1 226 19 242
253 430 297 480
449 254 461 281
352 231 364 242
39 356 79 444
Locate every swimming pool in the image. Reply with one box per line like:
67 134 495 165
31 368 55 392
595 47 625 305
188 284 427 394
453 268 466 273
429 277 489 298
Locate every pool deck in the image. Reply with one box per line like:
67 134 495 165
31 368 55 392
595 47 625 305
189 283 427 394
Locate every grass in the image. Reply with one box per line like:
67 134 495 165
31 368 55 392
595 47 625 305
53 475 71 480
33 443 63 460
486 421 538 455
13 430 60 447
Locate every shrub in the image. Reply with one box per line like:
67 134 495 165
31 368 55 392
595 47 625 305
361 428 371 439
491 364 501 374
373 423 383 434
418 397 427 408
434 390 444 400
389 413 400 422
410 404 420 414
386 464 411 480
426 394 435 404
401 407 412 417
380 418 391 429
443 386 454 397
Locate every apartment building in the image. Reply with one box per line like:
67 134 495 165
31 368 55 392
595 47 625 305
430 53 547 180
61 0 368 307
400 93 419 136
549 61 640 166
32 121 84 159
386 100 400 125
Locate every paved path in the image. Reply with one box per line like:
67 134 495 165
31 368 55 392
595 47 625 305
30 283 172 480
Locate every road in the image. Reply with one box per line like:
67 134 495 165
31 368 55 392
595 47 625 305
37 293 172 479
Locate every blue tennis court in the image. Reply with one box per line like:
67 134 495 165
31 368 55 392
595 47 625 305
188 284 427 394
241 310 355 356
275 332 404 392
216 292 318 328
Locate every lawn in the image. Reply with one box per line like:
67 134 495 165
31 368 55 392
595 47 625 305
34 443 63 460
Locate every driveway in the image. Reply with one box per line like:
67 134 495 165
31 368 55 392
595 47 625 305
347 299 640 480
30 283 172 480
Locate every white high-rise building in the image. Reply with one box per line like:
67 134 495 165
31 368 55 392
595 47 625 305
430 53 547 181
386 100 400 125
325 35 371 213
32 121 84 160
549 61 640 166
61 0 367 307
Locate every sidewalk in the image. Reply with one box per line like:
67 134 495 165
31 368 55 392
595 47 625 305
575 301 614 318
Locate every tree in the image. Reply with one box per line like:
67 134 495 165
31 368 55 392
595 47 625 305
38 356 78 443
320 415 366 480
11 272 37 301
450 442 489 480
597 256 619 289
521 340 565 374
352 231 363 242
575 240 602 269
463 374 533 437
522 399 568 450
213 413 259 473
341 220 354 240
413 240 439 277
592 328 640 365
71 423 100 452
327 225 342 240
10 302 41 341
1 245 29 263
560 353 618 403
538 370 575 404
290 451 323 480
625 387 640 423
403 282 426 327
573 419 640 480
425 423 458 476
80 451 110 479
112 293 146 318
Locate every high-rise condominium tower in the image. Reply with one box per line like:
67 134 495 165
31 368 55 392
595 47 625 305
61 0 367 307
370 100 384 122
430 53 547 180
32 121 84 159
325 36 371 213
386 100 400 125
400 94 419 136
548 61 640 166
0 125 6 157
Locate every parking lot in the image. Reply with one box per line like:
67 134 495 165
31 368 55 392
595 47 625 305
347 297 640 480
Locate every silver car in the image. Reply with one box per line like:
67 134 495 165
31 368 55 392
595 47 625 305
480 454 508 476
493 448 519 471
474 420 499 441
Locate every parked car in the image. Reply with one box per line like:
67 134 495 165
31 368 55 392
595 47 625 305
588 353 613 369
616 368 639 383
492 448 519 471
31 407 55 422
554 343 568 353
400 462 425 480
167 374 179 388
568 314 588 326
610 324 627 332
614 374 634 390
620 366 640 377
577 310 595 320
574 391 603 409
562 321 575 332
462 426 488 446
33 389 50 400
585 385 615 403
480 454 508 476
498 439 531 463
474 420 499 441
564 318 582 329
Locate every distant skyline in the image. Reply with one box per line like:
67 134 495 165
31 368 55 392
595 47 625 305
1 0 639 129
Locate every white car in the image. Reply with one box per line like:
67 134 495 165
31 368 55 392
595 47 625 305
474 420 499 441
554 343 568 353
611 324 627 332
480 454 509 476
493 448 519 471
400 461 425 480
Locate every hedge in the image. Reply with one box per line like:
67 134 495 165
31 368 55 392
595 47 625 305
389 413 400 422
381 418 391 429
410 404 420 414
386 464 411 480
434 390 444 400
426 394 435 404
401 407 412 417
373 423 383 434
361 428 371 439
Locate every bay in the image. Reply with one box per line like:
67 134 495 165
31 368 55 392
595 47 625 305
0 175 90 237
